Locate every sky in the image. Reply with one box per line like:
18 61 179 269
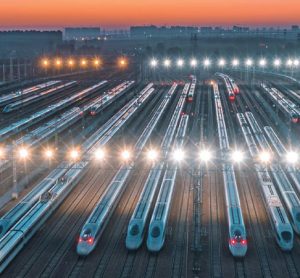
1 0 300 29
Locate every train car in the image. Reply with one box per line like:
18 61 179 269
231 80 240 94
126 165 163 250
229 92 235 102
261 83 300 124
0 80 61 107
238 113 294 251
0 86 156 274
147 115 189 252
89 81 135 116
250 124 300 234
213 83 247 257
126 85 188 251
187 85 195 102
186 76 196 102
76 85 159 256
2 81 76 113
216 73 236 102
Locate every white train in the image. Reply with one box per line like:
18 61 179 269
244 114 300 235
0 80 60 107
237 113 294 251
213 83 247 257
2 82 76 113
76 84 160 256
146 115 189 252
187 76 196 102
264 126 300 194
126 84 188 251
77 84 174 255
0 84 155 272
89 81 135 115
126 164 163 250
261 83 300 124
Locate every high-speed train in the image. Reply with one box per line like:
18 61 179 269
76 85 158 256
187 75 196 102
126 84 188 251
213 82 247 257
230 79 240 94
238 113 294 251
146 115 189 252
216 73 236 102
261 83 300 124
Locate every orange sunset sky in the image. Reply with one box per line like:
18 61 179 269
1 0 300 29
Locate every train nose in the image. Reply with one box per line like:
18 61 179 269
125 236 143 250
76 243 92 256
229 238 247 257
126 224 143 250
279 231 293 251
147 226 164 252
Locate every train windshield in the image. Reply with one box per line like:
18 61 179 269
151 226 160 238
82 229 92 240
281 231 292 242
129 224 140 236
233 230 242 242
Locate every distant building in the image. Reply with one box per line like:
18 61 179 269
130 25 198 38
64 27 101 41
130 25 300 40
0 31 62 58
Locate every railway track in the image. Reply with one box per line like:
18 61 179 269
0 72 300 277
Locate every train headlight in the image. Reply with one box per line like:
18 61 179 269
230 239 236 245
231 150 244 163
259 151 271 163
286 151 298 164
199 149 212 162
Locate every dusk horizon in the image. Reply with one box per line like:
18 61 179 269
1 0 300 29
